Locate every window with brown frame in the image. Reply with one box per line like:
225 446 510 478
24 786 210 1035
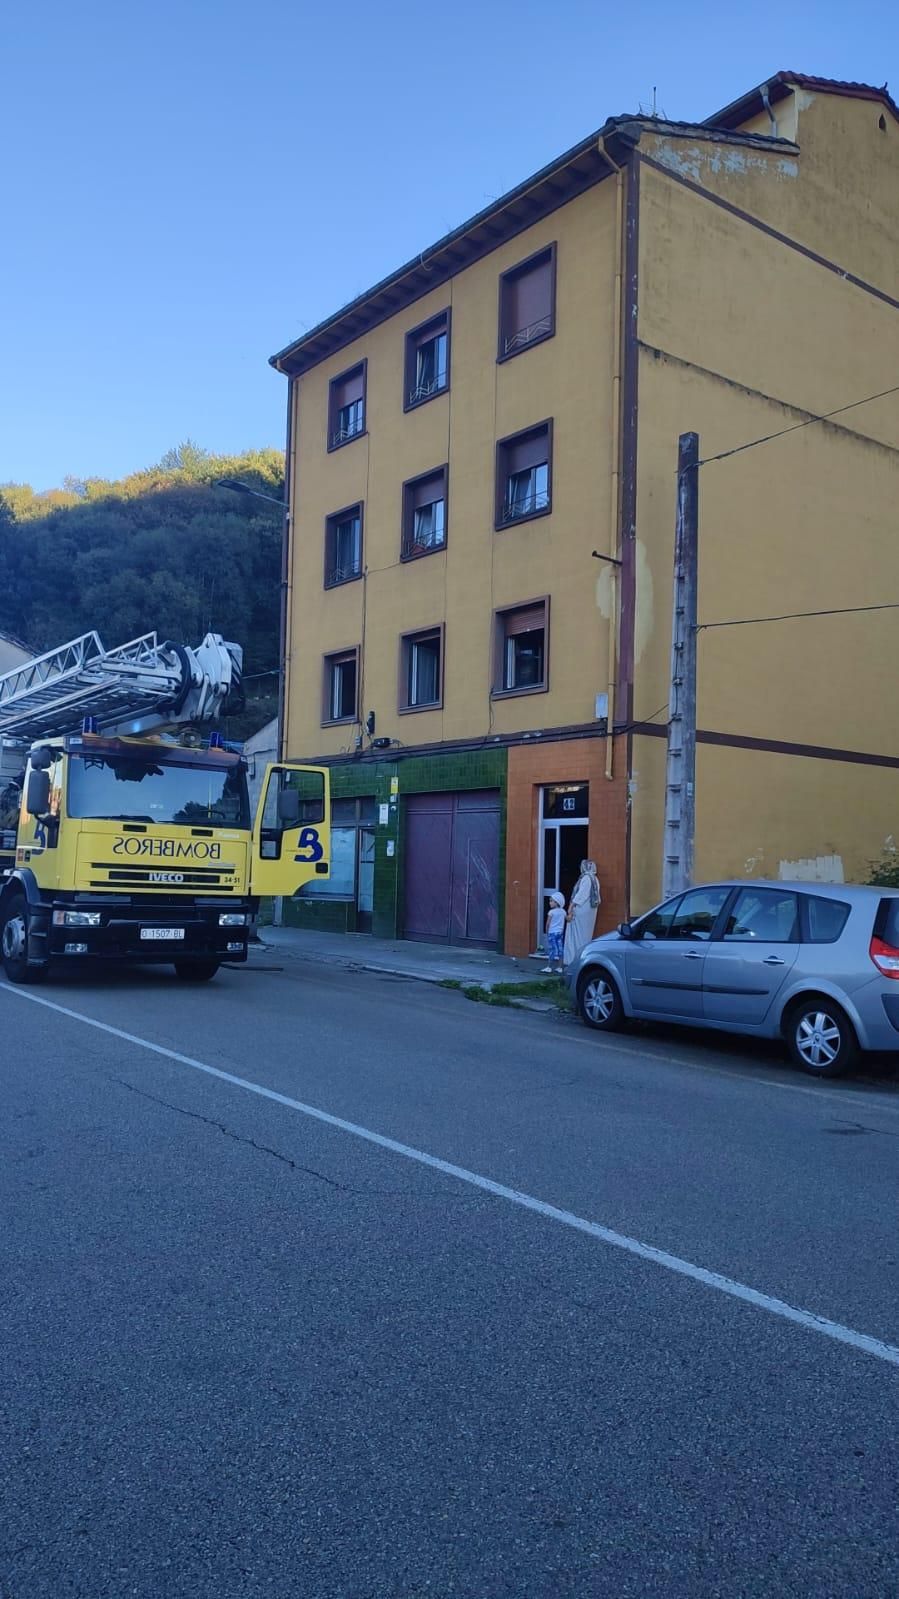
322 647 360 724
498 244 556 361
493 600 549 696
324 504 363 588
495 422 552 528
404 311 450 410
327 362 366 451
402 466 447 559
399 626 443 712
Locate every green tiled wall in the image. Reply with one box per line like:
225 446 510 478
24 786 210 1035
283 748 508 942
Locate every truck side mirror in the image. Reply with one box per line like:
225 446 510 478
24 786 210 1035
25 769 51 818
276 787 301 826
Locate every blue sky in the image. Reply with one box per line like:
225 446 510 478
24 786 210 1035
2 0 895 490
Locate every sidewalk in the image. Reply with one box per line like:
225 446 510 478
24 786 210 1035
257 924 543 988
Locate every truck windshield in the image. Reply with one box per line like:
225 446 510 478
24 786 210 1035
67 754 250 828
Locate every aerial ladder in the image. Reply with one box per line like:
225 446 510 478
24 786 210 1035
0 630 243 863
0 628 242 744
0 630 329 984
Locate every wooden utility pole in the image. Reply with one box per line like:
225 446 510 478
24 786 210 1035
662 432 699 899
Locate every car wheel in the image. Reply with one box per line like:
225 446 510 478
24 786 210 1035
1 894 46 985
173 960 221 983
786 998 858 1078
577 968 624 1032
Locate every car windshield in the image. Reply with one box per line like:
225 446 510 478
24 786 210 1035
67 754 250 828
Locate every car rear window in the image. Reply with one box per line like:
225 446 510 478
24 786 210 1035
804 895 851 943
876 897 899 947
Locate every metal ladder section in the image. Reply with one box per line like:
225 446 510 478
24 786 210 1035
0 632 185 741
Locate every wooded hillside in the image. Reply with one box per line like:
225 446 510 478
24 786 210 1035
0 442 284 738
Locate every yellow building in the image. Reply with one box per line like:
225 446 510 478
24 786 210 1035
271 71 899 955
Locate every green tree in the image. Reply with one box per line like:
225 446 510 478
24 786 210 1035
867 849 899 889
0 445 285 737
156 439 211 478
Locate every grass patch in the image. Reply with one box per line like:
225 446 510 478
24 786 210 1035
441 975 572 1012
491 978 573 1011
462 984 513 1007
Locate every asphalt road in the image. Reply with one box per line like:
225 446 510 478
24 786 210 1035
2 953 899 1598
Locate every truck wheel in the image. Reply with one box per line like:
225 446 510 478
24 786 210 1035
173 960 221 983
1 894 46 985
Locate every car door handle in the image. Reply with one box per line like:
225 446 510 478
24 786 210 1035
683 950 703 960
762 956 786 965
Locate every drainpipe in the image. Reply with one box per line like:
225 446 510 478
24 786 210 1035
270 375 298 931
279 375 298 763
597 134 625 780
759 83 779 139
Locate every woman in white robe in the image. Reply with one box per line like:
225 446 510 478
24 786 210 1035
563 859 601 968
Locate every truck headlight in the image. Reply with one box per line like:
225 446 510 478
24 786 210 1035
218 912 248 926
53 910 102 927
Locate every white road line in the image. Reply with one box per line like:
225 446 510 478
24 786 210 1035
5 982 899 1371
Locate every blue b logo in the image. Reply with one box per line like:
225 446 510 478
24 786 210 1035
294 826 324 863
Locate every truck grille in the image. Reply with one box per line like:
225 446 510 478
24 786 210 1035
88 861 238 891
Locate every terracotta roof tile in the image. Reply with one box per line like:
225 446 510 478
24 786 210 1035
708 70 898 128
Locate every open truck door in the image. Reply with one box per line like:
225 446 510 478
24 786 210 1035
250 764 330 898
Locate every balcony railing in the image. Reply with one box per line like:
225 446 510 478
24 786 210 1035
325 560 362 587
502 314 552 356
499 487 550 525
329 404 364 449
402 501 446 557
408 369 448 406
402 528 446 560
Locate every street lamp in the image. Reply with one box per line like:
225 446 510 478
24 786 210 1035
216 474 291 931
215 478 286 510
215 475 289 756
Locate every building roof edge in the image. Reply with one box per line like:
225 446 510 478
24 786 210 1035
269 112 794 377
706 70 899 131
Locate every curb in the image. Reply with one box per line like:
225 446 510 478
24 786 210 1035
255 937 535 992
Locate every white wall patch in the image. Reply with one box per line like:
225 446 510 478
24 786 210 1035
778 855 845 883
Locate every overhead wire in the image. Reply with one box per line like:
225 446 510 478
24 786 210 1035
614 701 669 735
698 601 899 632
695 382 899 468
691 384 899 632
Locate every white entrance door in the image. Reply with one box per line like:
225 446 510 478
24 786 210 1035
535 783 589 950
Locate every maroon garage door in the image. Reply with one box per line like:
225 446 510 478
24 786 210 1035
403 790 501 948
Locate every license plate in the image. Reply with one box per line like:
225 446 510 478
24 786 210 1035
140 927 185 941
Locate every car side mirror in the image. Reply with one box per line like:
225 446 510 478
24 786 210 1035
617 921 635 940
276 787 301 826
25 769 51 818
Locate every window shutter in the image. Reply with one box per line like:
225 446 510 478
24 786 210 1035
507 428 549 473
504 604 545 636
505 253 552 337
411 470 444 510
334 366 364 406
414 314 446 349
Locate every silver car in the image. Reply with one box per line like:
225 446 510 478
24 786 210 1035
567 880 899 1077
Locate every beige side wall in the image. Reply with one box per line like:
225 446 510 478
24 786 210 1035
630 736 899 916
0 638 30 674
286 181 620 759
628 158 899 910
642 90 899 298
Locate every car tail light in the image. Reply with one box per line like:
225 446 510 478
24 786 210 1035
870 935 899 978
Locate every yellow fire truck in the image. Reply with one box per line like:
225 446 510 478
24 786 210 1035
0 630 329 983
